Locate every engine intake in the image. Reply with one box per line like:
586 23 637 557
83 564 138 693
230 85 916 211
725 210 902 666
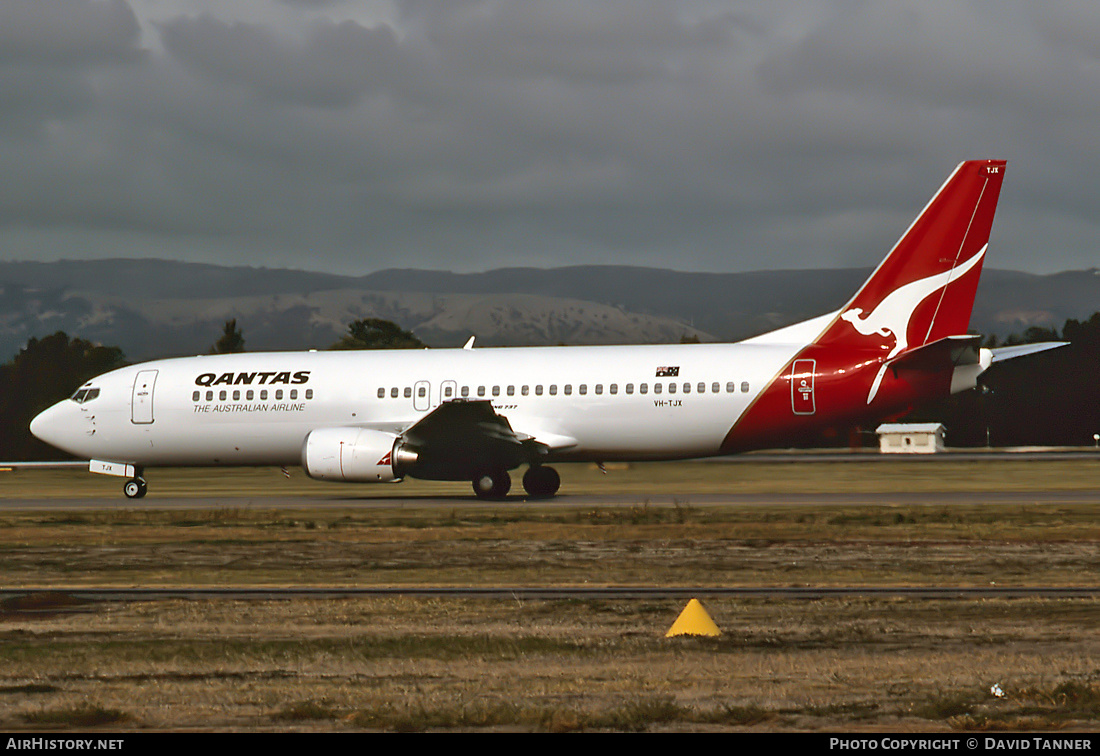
301 427 418 482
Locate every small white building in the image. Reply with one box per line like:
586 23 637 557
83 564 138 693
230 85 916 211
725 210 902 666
876 423 946 454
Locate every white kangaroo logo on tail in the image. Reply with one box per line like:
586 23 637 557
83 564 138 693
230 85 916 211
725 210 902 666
840 245 986 404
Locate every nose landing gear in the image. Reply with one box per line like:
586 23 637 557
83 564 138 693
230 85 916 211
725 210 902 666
123 477 147 499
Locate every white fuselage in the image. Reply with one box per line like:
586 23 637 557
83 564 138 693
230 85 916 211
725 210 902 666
31 341 805 468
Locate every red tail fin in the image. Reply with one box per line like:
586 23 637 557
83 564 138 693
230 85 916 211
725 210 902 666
816 160 1006 356
721 161 1007 454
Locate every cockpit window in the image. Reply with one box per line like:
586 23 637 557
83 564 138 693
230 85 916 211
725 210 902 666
70 388 100 404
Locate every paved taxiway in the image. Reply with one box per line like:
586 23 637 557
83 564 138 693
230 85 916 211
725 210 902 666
2 488 1099 510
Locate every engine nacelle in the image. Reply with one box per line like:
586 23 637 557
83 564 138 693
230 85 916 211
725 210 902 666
301 427 418 483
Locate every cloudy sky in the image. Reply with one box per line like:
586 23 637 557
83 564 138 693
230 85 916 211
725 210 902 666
1 0 1098 276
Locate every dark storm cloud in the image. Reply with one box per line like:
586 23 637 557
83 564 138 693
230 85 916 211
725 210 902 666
160 16 402 107
0 1 1097 275
0 0 142 127
0 0 142 65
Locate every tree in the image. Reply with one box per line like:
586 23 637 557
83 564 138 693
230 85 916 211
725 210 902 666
211 319 245 354
909 312 1100 447
0 332 126 460
330 318 426 350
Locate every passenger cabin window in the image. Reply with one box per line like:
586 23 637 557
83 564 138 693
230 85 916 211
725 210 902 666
549 385 558 395
290 390 298 400
741 381 750 393
444 386 454 398
626 384 634 394
682 383 690 394
564 385 572 395
595 384 603 395
378 388 385 398
535 385 543 396
276 390 283 400
521 386 529 396
418 386 426 398
492 386 500 396
192 391 200 402
711 382 719 393
305 389 313 400
726 382 735 393
653 383 661 394
260 390 268 401
640 383 648 394
610 384 618 395
404 387 412 398
462 386 470 398
698 382 706 393
477 386 486 397
507 386 515 396
668 383 677 394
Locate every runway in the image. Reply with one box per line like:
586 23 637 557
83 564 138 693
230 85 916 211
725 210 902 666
3 488 1099 509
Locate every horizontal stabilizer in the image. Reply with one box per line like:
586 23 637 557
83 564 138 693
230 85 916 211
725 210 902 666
889 335 983 373
990 341 1068 363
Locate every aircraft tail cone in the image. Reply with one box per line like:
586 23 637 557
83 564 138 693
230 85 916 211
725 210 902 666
665 598 721 638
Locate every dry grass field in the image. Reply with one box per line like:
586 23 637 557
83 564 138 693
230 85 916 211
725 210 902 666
0 458 1099 732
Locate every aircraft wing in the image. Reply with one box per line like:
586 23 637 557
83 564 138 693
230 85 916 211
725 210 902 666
393 400 562 479
402 399 523 448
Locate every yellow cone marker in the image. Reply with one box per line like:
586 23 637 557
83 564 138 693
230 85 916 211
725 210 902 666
665 598 721 638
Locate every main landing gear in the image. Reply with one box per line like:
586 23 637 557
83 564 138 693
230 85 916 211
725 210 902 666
472 469 511 499
471 465 561 500
522 465 560 499
123 477 148 499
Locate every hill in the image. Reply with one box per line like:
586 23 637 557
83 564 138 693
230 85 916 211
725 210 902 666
0 260 1096 360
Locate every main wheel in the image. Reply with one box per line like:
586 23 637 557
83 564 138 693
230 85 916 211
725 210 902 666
522 465 560 498
123 478 147 499
472 469 511 499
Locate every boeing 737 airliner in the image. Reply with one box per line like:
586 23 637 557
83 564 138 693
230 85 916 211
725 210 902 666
30 160 1052 499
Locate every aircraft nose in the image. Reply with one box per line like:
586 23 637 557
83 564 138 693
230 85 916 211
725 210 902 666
30 401 79 453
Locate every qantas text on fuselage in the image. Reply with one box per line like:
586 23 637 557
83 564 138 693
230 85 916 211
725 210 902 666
194 371 311 387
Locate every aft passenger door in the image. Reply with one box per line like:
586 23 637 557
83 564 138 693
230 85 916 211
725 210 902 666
131 370 158 424
413 380 431 412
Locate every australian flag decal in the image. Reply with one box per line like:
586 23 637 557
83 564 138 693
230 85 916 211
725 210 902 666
655 366 680 377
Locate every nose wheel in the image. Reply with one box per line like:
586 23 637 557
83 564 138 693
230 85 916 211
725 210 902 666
123 478 148 499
